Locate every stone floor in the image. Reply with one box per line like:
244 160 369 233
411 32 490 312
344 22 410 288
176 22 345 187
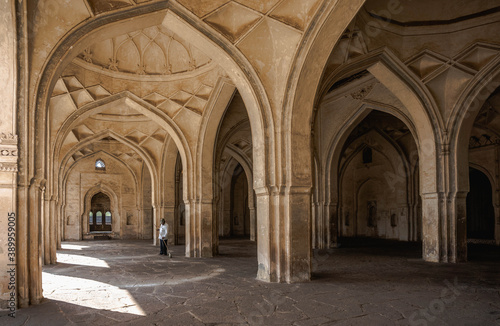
1 238 499 325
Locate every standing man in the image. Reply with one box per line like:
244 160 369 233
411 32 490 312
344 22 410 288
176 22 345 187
158 218 168 255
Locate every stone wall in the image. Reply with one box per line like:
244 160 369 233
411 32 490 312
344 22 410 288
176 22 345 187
63 152 151 240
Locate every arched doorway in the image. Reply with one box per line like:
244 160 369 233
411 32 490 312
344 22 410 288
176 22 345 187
230 164 250 238
89 192 112 232
467 168 495 240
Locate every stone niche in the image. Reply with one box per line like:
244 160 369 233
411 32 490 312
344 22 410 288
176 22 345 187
63 152 152 240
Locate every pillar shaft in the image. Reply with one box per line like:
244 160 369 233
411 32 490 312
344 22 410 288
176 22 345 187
422 191 467 263
28 179 44 304
255 186 311 283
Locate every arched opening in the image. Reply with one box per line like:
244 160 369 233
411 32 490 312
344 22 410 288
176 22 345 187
213 91 256 255
90 192 112 232
458 83 500 256
229 164 250 238
466 168 495 240
174 153 185 245
332 111 421 249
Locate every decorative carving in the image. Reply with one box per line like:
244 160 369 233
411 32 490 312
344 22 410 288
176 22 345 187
108 58 119 71
0 149 17 156
82 48 93 63
164 63 172 75
0 133 18 145
0 132 18 172
137 64 146 75
76 25 211 76
350 84 374 100
0 163 17 172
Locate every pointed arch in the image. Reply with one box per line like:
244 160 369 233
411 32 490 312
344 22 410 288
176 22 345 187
81 183 120 239
449 54 500 193
297 45 441 261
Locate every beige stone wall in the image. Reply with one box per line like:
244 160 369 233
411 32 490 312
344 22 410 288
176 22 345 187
62 152 150 240
339 141 409 240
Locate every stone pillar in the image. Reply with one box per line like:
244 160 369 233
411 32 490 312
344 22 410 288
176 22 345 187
152 205 159 245
422 190 467 263
285 186 312 283
28 178 45 305
59 203 66 244
453 191 468 262
255 186 274 282
249 206 256 241
200 200 215 257
50 197 57 264
311 200 317 249
43 196 50 265
0 134 18 309
184 199 196 257
421 192 441 262
0 0 18 310
17 184 28 308
185 198 217 258
255 186 311 283
327 202 338 248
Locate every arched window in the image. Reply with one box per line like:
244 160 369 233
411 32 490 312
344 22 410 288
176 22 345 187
90 192 112 232
95 159 106 171
96 211 103 224
362 147 373 164
105 211 112 225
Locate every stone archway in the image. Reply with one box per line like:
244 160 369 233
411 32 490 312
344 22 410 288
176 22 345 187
313 54 440 262
82 184 120 237
449 60 500 249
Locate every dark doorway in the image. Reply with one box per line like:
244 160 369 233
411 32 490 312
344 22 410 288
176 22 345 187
466 168 495 239
230 164 250 238
90 192 112 232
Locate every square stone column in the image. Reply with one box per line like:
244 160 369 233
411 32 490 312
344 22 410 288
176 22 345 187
421 191 467 263
255 186 311 283
0 134 18 309
0 0 19 310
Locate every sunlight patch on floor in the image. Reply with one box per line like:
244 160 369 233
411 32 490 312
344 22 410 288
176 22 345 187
61 244 90 250
42 272 146 316
57 253 110 268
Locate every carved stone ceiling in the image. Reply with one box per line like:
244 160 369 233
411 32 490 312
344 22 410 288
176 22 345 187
77 25 212 77
60 107 168 168
177 0 321 33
